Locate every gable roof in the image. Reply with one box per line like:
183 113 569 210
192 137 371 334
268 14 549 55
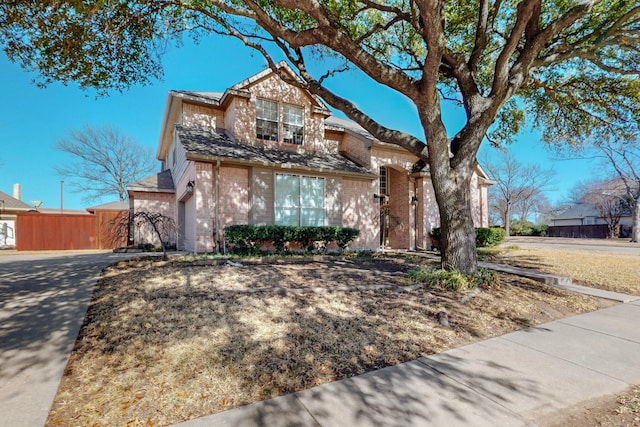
554 203 600 220
555 200 633 221
325 115 375 144
86 201 129 212
176 125 374 178
128 169 175 193
170 90 224 105
0 190 33 212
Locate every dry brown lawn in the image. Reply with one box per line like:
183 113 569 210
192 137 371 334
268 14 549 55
487 246 640 295
538 385 640 427
46 253 607 427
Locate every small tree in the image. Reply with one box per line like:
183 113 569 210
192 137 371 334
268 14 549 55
131 210 177 260
572 179 630 238
56 124 156 203
594 140 640 242
483 150 555 236
112 209 177 260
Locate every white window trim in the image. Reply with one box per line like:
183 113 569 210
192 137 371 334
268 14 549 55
256 99 305 145
274 173 325 226
256 98 279 141
283 104 304 145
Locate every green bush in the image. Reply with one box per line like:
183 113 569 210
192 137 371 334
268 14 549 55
429 227 441 241
224 225 360 255
408 268 472 291
475 227 506 247
407 267 499 291
475 268 500 288
510 220 548 236
532 224 548 237
429 227 506 248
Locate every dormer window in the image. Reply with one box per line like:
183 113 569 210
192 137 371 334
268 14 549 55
283 104 304 145
256 99 279 141
256 99 304 145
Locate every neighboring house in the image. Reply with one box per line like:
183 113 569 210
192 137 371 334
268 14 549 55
0 186 33 247
128 63 492 252
549 202 633 238
551 202 632 227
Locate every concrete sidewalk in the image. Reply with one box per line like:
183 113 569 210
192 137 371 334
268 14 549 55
174 298 640 427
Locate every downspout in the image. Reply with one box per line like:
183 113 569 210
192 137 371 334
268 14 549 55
414 198 419 250
411 178 418 250
215 160 221 253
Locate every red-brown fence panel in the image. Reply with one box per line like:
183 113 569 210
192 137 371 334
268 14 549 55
16 213 97 251
94 210 129 249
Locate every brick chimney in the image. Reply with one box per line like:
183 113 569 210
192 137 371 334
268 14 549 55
13 183 21 201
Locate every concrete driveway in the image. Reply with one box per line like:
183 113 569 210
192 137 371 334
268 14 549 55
0 251 142 427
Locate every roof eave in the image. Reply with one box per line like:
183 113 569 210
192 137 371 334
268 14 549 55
157 93 178 160
128 187 176 194
186 153 376 179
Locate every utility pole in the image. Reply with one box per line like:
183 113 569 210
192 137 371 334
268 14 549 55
60 180 64 214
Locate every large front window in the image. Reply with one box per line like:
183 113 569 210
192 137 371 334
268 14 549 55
275 174 325 226
283 104 304 145
256 99 278 141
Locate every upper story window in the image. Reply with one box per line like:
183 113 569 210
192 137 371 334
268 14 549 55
283 104 304 145
256 99 304 145
256 99 278 141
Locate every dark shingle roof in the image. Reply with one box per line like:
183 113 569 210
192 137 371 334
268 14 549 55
171 91 224 104
176 125 374 176
0 190 33 211
127 169 175 193
554 203 601 220
325 115 375 141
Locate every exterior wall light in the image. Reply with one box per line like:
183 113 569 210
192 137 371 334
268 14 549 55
186 180 195 194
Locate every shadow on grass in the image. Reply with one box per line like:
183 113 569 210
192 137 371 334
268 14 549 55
48 256 568 426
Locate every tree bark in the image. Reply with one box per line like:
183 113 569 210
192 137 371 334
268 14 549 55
430 154 479 275
632 201 640 243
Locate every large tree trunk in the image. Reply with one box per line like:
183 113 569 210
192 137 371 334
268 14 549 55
631 201 640 243
430 161 478 275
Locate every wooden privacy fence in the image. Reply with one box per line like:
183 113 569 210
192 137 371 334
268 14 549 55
16 210 128 251
547 224 610 239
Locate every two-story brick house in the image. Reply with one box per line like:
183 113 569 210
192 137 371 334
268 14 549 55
128 63 492 252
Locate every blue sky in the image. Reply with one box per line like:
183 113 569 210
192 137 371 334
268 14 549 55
0 35 595 211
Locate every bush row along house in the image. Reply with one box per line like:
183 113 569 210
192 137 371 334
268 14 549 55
128 62 492 252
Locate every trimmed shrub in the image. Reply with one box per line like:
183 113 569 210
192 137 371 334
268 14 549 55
224 225 360 255
429 227 506 248
475 227 506 247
